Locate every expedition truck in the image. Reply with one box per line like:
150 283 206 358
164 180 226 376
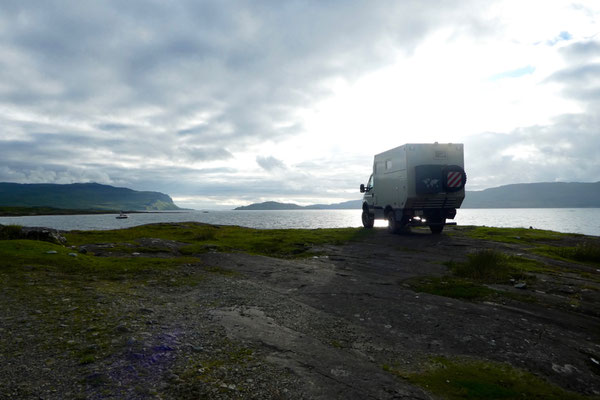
360 143 466 234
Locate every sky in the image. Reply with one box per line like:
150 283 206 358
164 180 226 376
1 1 599 209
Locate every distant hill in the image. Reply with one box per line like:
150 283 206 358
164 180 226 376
234 201 304 210
462 182 600 208
235 199 361 210
305 200 362 209
235 182 600 210
0 182 181 211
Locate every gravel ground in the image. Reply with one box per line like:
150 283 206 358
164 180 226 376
1 226 599 399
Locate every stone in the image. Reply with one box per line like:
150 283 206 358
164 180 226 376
514 282 527 289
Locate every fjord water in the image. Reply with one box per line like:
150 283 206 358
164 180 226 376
0 208 599 236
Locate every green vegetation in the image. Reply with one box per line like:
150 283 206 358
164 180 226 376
539 241 600 266
451 249 515 282
385 356 589 400
464 226 574 244
0 224 23 239
65 222 367 258
171 343 258 397
450 249 541 282
0 238 205 371
408 249 541 301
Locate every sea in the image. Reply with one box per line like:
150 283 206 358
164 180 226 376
0 208 599 237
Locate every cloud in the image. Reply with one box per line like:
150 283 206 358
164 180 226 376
256 156 286 171
559 39 600 62
463 35 600 191
1 1 599 207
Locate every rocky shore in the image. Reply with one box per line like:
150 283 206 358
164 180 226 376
1 223 599 399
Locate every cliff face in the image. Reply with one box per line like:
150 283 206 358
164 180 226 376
0 182 181 210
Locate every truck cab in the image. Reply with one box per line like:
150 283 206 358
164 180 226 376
360 143 466 234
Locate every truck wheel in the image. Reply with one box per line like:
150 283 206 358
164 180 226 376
361 209 374 228
429 219 445 234
387 213 400 234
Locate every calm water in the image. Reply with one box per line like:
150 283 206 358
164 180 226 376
0 208 599 236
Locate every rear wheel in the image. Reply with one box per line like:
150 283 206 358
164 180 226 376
361 209 374 228
429 218 445 234
387 212 400 234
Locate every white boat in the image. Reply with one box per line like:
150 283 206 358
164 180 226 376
116 212 128 219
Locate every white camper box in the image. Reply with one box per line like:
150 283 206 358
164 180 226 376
360 143 466 234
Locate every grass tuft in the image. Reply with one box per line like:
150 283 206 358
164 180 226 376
452 249 513 282
0 224 23 239
550 241 600 265
386 356 588 400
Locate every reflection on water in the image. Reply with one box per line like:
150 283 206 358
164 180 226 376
0 208 598 236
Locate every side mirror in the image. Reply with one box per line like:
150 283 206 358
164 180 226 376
360 184 365 193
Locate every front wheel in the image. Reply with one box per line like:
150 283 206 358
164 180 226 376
361 209 374 228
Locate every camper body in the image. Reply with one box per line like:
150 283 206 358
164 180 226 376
360 143 466 234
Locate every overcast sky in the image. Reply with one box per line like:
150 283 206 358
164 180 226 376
1 1 599 208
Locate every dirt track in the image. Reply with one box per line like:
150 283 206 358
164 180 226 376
196 227 600 398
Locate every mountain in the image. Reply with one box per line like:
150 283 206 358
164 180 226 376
0 182 181 211
235 182 600 210
305 200 362 209
462 182 600 208
234 200 361 210
234 201 304 210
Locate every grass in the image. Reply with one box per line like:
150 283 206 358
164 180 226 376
407 249 542 301
65 222 367 258
0 224 23 239
0 239 206 371
539 241 600 266
451 249 514 282
464 226 576 244
385 356 590 400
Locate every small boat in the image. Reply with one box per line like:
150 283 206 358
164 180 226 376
116 212 128 219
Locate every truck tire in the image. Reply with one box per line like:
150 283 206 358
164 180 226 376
387 212 400 234
429 218 445 234
361 209 374 228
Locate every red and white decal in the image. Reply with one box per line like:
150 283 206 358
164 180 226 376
447 171 463 188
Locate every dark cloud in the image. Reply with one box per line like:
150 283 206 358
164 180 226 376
256 156 286 171
181 146 233 162
559 40 600 62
